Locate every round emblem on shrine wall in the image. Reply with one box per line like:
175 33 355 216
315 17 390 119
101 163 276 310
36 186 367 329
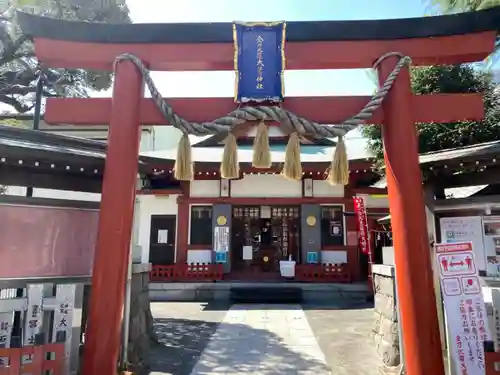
306 216 316 226
217 216 227 226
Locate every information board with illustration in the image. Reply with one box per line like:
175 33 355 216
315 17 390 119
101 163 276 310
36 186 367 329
435 242 491 375
440 216 485 271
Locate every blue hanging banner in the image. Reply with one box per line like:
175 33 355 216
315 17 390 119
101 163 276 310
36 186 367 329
233 21 286 103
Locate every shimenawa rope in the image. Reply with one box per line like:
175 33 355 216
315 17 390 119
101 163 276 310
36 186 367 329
112 52 411 182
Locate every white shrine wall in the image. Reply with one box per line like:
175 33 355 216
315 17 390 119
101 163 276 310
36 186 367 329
312 180 344 197
231 174 302 197
4 186 101 201
190 180 220 197
356 193 389 208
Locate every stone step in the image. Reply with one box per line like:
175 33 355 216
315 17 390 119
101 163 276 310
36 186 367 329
229 287 303 303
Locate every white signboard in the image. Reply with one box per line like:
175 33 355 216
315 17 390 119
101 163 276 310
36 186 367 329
157 229 169 244
52 284 76 374
24 284 44 346
0 312 14 368
0 312 14 348
242 246 253 260
214 226 229 253
436 242 491 375
440 216 486 271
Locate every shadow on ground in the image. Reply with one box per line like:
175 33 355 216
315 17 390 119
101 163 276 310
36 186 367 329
149 315 331 375
199 300 374 311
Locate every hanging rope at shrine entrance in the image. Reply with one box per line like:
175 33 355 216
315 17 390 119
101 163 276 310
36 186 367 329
114 52 411 184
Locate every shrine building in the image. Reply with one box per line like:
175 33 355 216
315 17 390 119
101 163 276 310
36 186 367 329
136 127 388 282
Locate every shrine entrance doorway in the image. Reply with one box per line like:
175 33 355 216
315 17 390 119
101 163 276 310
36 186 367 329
231 205 300 279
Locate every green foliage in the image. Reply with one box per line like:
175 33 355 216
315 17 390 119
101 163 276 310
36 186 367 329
0 0 130 113
428 0 500 12
362 65 500 169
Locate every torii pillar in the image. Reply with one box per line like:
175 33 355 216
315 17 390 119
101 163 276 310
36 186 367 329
82 60 144 375
378 57 445 375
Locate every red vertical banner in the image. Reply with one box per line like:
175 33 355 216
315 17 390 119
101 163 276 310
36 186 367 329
354 196 374 292
353 196 371 256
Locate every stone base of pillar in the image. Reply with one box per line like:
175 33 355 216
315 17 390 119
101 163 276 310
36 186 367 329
127 263 155 373
372 265 400 373
82 263 156 374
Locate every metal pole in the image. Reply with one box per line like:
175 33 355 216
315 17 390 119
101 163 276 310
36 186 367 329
120 242 133 369
120 195 140 370
394 264 404 368
26 71 44 198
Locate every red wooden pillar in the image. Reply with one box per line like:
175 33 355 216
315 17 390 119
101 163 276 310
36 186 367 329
82 60 143 375
378 57 445 375
176 197 190 263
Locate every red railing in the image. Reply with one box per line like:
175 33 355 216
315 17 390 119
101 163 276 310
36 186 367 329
486 352 500 374
0 344 65 375
295 263 351 283
150 264 224 282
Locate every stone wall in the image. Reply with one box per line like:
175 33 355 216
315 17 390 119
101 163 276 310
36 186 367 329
372 264 400 372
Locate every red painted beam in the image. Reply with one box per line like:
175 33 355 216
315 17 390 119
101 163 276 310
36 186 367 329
44 94 484 125
33 32 496 71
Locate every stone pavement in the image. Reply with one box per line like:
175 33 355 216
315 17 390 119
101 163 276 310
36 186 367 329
148 301 379 375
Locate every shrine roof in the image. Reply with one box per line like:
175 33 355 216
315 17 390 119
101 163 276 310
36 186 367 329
16 8 500 44
418 140 500 166
0 125 165 173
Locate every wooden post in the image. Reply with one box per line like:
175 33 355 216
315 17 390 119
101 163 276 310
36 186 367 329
176 197 190 264
82 60 143 375
378 56 445 375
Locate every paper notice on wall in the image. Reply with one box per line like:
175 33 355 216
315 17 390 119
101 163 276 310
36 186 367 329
243 246 253 260
440 216 485 270
435 242 490 375
157 229 169 244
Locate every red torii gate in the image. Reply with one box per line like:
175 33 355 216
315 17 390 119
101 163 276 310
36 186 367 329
17 9 499 375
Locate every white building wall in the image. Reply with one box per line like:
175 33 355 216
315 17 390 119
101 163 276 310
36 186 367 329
312 180 344 197
356 193 389 208
190 180 219 197
231 174 302 197
4 186 101 201
137 195 179 264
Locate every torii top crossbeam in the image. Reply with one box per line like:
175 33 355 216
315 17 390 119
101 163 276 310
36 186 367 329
18 9 500 70
16 8 500 375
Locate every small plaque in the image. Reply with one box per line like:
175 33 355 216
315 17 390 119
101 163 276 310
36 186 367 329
215 252 227 263
216 216 227 226
306 216 316 226
307 252 319 264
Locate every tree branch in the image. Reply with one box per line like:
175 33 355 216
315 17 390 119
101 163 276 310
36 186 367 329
0 34 29 66
0 94 34 113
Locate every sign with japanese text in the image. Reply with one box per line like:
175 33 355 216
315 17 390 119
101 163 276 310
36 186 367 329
214 226 229 253
233 21 285 103
52 284 76 373
0 312 14 368
0 313 13 349
435 242 491 375
23 284 44 346
353 196 370 255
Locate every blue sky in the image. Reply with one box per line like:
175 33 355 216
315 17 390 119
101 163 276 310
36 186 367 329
94 0 431 102
97 1 432 148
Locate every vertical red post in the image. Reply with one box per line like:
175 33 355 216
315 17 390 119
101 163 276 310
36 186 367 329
378 57 445 375
176 197 190 264
82 60 143 375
